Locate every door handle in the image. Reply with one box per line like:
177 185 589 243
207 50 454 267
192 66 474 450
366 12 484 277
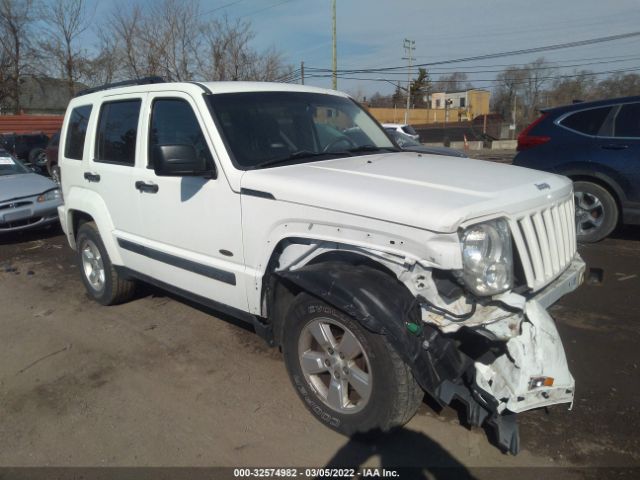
135 181 159 193
601 144 628 150
84 172 101 182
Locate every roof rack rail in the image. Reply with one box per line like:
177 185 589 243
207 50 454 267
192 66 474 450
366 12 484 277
74 76 166 98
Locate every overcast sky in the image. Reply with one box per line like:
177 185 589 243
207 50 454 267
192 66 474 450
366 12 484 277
87 0 640 96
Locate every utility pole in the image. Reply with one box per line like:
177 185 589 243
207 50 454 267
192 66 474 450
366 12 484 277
301 61 305 85
402 38 415 124
332 0 337 90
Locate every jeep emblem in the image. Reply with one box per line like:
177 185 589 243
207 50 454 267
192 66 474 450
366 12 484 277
535 182 551 191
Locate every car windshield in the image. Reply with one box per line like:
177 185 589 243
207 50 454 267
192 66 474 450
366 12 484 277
389 130 420 147
207 91 396 169
0 152 29 176
401 125 417 135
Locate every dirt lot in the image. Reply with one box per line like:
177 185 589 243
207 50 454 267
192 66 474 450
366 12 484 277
1 220 639 475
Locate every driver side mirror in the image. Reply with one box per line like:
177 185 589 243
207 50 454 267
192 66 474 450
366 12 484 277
152 144 215 178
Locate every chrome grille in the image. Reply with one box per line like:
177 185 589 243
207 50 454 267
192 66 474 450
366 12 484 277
512 197 577 291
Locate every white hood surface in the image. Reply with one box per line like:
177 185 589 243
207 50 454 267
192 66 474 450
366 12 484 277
241 152 573 232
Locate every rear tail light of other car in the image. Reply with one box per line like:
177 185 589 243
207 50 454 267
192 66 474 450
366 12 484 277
517 113 550 151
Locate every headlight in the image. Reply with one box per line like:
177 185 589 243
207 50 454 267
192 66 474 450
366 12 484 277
37 188 61 203
460 218 513 296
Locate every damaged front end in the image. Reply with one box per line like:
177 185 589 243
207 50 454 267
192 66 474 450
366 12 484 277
415 254 585 454
276 239 584 454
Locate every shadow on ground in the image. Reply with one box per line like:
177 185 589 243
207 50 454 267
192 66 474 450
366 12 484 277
322 427 476 479
0 224 62 246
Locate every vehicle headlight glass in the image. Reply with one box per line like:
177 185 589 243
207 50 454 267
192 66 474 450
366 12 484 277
37 188 61 203
460 218 513 296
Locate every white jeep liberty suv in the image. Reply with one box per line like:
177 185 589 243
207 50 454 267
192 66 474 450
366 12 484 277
58 78 585 453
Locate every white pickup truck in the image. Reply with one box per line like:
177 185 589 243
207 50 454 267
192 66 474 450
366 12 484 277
57 78 585 454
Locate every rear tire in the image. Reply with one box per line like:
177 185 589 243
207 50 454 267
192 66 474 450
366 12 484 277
282 293 423 436
76 222 135 305
573 181 618 243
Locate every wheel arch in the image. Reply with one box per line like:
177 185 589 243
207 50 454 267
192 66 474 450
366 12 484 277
63 187 123 265
566 172 624 226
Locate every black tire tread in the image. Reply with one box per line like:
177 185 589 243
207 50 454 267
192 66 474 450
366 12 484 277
384 343 424 428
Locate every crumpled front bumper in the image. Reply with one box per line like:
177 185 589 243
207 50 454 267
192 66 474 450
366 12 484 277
474 256 584 415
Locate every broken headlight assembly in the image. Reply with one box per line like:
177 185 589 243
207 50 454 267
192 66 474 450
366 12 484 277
459 218 513 296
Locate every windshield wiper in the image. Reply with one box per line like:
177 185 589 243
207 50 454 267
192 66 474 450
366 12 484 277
252 151 345 169
347 145 400 153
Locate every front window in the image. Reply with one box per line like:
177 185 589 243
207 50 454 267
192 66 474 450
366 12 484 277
0 153 29 176
207 92 395 169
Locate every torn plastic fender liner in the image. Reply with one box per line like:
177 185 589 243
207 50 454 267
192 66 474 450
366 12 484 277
276 261 473 398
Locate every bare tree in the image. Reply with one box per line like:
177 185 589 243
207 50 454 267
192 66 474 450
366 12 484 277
520 57 556 121
40 0 91 97
0 0 36 113
547 70 598 106
596 72 640 98
436 72 472 92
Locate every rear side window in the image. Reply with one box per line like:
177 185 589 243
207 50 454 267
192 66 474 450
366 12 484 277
560 106 611 136
95 99 141 165
613 103 640 138
402 125 417 135
64 105 92 160
148 98 212 168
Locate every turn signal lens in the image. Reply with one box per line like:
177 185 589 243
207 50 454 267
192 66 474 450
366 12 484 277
529 376 554 390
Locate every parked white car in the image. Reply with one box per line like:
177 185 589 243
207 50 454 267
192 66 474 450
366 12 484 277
382 123 420 141
58 79 584 454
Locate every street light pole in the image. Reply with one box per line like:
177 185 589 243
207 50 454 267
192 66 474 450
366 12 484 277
402 38 415 125
332 0 337 90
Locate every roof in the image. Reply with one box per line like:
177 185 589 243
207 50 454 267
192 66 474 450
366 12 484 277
431 89 490 95
71 80 348 104
541 95 640 114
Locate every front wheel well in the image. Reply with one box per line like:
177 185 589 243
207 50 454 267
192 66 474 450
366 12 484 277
266 252 405 348
70 210 95 243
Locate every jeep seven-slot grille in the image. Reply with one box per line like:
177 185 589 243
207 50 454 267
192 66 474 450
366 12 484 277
512 196 577 291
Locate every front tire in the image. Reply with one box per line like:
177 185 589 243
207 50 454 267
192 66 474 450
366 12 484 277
282 293 423 436
573 181 618 243
76 222 135 305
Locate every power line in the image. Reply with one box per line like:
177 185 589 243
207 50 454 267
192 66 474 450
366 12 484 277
201 1 245 16
303 66 640 86
240 0 295 18
305 55 640 77
305 31 640 75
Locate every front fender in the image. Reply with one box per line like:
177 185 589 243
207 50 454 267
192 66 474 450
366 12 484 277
277 261 472 395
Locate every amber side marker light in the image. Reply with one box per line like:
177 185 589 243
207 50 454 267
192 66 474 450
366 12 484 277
529 376 554 390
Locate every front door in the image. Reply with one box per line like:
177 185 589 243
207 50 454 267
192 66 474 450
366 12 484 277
126 92 247 312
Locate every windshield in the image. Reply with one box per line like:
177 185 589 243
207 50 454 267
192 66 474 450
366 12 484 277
207 91 395 169
402 125 417 135
0 152 29 176
388 130 420 147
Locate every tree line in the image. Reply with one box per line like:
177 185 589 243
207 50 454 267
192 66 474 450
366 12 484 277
0 0 291 114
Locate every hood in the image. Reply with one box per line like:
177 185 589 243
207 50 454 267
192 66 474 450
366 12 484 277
0 173 57 202
240 152 573 233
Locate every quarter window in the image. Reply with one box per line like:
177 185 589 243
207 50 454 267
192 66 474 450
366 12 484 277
95 100 141 165
64 105 92 160
560 106 611 136
613 103 640 138
148 98 212 168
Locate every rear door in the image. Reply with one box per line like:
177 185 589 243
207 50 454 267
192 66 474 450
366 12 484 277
595 102 640 204
87 94 144 238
